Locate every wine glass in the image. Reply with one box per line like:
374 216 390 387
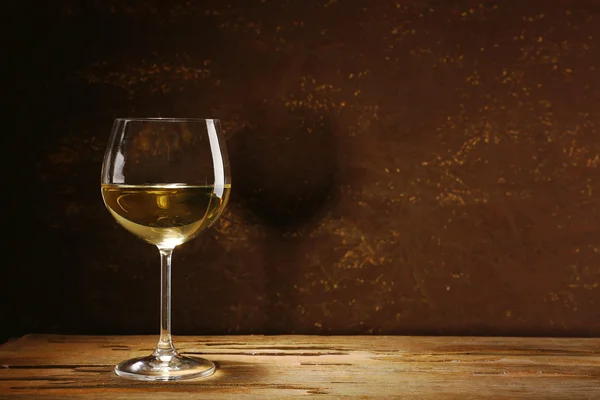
101 118 231 381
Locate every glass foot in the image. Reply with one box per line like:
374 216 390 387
114 354 216 381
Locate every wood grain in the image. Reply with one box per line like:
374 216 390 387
1 335 599 399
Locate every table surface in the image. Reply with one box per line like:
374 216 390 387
0 335 599 399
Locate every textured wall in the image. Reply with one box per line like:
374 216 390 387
8 0 599 341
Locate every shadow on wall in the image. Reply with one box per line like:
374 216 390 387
230 106 339 331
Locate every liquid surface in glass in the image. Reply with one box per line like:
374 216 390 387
102 183 231 248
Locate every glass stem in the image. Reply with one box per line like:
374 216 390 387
153 247 177 359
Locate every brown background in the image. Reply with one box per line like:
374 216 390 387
7 0 599 342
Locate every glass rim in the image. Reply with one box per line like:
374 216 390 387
114 117 221 123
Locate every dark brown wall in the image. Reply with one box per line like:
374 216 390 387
8 0 599 341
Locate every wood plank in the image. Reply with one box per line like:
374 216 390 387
1 335 599 399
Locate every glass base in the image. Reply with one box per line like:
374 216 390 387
114 354 216 381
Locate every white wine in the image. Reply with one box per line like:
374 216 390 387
102 184 231 248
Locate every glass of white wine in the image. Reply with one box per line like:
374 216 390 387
101 118 231 381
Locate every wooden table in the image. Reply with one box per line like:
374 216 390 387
1 335 598 399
